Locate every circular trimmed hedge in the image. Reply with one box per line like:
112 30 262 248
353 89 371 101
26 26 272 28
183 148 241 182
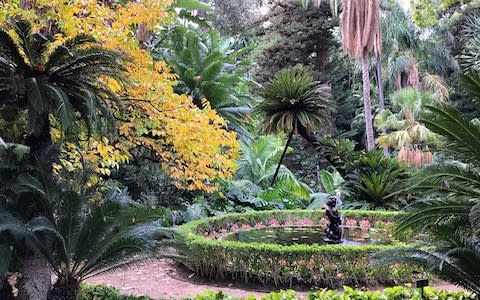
176 209 418 288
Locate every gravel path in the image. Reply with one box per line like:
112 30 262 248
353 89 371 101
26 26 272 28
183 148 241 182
86 259 461 299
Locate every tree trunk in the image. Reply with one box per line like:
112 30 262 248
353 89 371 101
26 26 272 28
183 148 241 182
47 278 80 300
361 52 375 151
316 37 330 75
18 114 53 299
271 129 294 187
375 54 385 110
375 54 389 156
17 251 51 300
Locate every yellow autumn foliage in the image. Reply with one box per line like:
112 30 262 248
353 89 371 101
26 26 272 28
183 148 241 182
0 0 239 192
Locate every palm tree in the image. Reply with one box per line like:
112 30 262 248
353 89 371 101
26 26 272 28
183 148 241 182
0 20 126 160
375 88 437 149
255 65 333 186
375 73 480 294
341 0 382 150
0 19 126 299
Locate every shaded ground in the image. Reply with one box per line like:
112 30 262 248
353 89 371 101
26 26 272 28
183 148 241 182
87 259 462 299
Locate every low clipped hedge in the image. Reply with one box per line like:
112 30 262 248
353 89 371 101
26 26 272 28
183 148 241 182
194 287 476 300
176 210 418 288
79 285 477 300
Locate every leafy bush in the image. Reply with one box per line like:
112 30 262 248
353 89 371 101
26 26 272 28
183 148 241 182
175 210 418 288
343 151 412 210
318 137 359 177
78 285 153 300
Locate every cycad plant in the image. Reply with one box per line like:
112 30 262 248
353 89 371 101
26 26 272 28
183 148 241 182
375 74 480 294
343 150 411 210
0 20 126 298
255 65 333 186
0 158 172 299
152 25 256 140
0 20 125 158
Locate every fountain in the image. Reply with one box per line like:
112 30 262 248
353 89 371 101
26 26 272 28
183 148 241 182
323 195 343 244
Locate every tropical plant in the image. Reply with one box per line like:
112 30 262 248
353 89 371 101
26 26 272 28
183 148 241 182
0 19 127 298
340 0 382 150
236 135 311 198
375 76 480 293
152 24 257 140
0 160 172 299
255 65 333 186
343 151 412 210
375 88 438 149
317 137 358 176
0 20 125 159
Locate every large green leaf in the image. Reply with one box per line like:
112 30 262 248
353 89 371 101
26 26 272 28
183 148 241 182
174 0 212 11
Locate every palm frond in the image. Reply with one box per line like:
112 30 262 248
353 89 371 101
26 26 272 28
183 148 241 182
421 104 480 166
256 65 333 134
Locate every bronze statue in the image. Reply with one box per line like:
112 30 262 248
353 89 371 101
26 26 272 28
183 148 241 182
324 196 343 244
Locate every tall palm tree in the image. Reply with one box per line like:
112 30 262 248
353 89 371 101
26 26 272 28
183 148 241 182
255 65 333 186
0 20 126 299
0 20 126 160
341 0 382 150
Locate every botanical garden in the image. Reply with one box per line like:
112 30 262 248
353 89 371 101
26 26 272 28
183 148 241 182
1 0 480 299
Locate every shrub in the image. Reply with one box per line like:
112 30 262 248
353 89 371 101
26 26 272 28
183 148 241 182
78 285 153 300
176 210 418 288
343 151 412 210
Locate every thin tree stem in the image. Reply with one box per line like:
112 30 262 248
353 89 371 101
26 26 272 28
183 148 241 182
376 53 389 156
362 52 375 151
271 129 294 187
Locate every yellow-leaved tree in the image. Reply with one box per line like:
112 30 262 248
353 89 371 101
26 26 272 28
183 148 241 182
0 0 239 192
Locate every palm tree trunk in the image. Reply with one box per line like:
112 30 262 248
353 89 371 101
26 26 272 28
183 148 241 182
18 114 53 299
375 54 385 110
47 278 80 300
17 251 51 300
375 54 389 156
270 129 294 187
362 52 375 151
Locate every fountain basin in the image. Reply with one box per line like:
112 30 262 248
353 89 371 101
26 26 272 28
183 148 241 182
176 209 417 288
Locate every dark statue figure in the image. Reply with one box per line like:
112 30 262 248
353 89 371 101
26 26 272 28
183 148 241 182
324 196 343 244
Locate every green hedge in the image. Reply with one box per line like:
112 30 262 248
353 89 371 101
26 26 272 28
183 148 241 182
79 285 477 300
176 210 418 288
79 285 153 300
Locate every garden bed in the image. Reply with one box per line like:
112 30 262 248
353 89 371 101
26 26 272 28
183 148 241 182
176 210 418 288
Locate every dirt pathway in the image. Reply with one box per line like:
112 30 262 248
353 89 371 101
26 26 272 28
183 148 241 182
86 259 461 299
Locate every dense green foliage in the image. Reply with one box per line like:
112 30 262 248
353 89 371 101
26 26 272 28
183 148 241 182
343 151 412 210
376 78 480 294
152 24 256 140
0 20 125 155
176 210 417 288
251 1 335 83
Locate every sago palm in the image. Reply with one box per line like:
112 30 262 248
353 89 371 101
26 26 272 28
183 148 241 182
0 20 126 158
0 161 173 299
255 65 333 186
